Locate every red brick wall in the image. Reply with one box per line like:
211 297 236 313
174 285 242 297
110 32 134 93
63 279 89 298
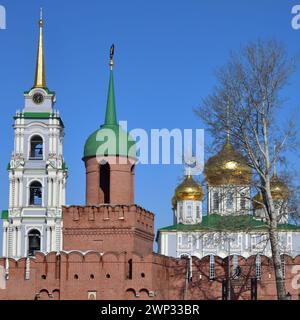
62 205 154 256
1 253 299 300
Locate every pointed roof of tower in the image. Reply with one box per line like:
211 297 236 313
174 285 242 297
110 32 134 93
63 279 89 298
83 45 136 159
104 44 117 125
33 8 47 89
104 69 117 126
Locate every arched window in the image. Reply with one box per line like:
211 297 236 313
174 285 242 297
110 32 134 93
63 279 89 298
213 192 219 211
187 205 192 218
179 205 183 220
209 255 215 280
127 259 133 280
99 162 110 204
226 191 234 210
240 192 246 210
30 135 43 159
28 229 41 256
196 206 200 219
29 181 42 206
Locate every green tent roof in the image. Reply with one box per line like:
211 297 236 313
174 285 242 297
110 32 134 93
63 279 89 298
158 214 300 232
83 69 136 159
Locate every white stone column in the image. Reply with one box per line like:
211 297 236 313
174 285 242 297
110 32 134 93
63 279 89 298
46 227 50 252
52 131 55 155
26 185 29 207
161 234 166 255
58 180 63 206
20 131 24 155
40 230 44 252
24 232 28 257
9 178 13 208
13 179 19 208
53 129 58 155
49 227 52 252
12 227 17 257
47 177 52 207
56 225 61 251
17 227 21 257
19 178 23 208
2 227 7 257
51 226 56 252
15 131 20 154
49 128 53 154
62 179 66 205
53 178 57 208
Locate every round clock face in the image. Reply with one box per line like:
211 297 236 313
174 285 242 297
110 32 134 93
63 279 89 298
32 93 44 105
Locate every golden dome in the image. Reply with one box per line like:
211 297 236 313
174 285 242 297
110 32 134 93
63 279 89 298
253 175 289 209
204 139 252 185
172 175 203 208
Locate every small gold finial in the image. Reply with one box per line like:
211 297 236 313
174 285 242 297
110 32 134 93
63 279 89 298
109 44 115 70
34 8 46 88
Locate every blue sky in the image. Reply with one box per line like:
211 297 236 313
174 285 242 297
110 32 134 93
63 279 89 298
0 0 300 252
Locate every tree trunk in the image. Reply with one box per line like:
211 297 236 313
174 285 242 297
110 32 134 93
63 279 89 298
269 224 286 300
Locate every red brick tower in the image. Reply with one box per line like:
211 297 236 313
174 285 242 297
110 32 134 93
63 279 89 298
83 46 136 206
62 46 154 255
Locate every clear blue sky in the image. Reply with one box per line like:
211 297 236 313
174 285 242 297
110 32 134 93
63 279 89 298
0 0 300 252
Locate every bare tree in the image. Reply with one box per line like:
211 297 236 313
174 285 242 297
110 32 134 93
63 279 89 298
195 40 299 300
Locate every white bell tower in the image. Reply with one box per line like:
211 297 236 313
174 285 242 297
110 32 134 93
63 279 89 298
1 11 68 258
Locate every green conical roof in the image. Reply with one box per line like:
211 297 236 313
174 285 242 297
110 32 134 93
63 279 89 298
84 69 136 159
104 71 117 125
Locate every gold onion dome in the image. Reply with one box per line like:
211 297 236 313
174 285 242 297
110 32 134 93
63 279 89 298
172 175 203 208
253 174 289 209
204 138 252 185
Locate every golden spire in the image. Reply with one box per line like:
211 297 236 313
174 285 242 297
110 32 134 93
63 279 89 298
33 8 46 88
109 44 115 70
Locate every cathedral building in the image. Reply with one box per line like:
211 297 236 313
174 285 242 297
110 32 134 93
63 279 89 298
0 14 300 300
157 137 300 264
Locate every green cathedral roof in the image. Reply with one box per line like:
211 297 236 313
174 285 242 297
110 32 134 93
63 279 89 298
83 70 136 159
158 214 300 233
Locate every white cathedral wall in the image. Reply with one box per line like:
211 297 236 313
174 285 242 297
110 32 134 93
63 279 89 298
159 230 300 259
175 200 202 224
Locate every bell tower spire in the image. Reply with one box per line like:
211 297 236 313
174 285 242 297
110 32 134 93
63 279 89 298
33 8 46 89
104 44 117 125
